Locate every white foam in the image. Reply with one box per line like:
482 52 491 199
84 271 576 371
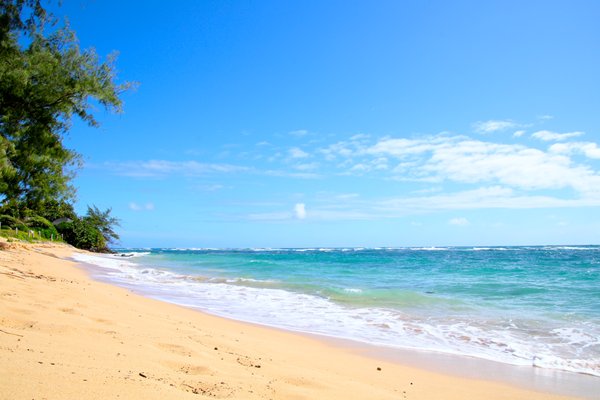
344 288 363 293
114 251 151 258
543 246 599 251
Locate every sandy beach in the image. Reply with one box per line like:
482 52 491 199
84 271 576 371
0 240 583 399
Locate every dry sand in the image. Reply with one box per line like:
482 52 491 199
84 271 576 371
0 240 580 399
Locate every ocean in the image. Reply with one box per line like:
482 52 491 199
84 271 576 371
73 246 600 377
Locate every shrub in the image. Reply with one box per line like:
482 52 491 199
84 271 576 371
57 218 106 252
25 216 59 239
0 214 27 230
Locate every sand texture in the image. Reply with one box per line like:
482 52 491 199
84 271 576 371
0 240 577 399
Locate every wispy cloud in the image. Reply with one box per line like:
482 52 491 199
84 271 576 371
242 185 600 223
293 162 320 171
537 115 554 121
265 170 320 179
104 160 251 178
473 120 518 133
129 202 155 211
531 130 585 141
289 147 310 159
195 184 229 192
449 217 469 226
289 129 310 137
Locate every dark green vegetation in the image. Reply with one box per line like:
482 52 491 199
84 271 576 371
0 1 131 251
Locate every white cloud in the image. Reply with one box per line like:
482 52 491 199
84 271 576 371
367 137 440 158
289 129 309 137
549 142 600 160
449 217 469 226
473 120 518 133
294 203 307 220
289 147 310 159
349 163 369 173
265 170 320 179
319 135 371 161
129 202 155 211
537 115 554 121
247 211 293 221
375 186 600 215
197 184 227 192
106 160 250 178
294 162 319 171
513 130 526 138
365 135 600 195
531 130 584 142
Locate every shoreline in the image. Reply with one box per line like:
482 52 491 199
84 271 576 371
0 240 594 399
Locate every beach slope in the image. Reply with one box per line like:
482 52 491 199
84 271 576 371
0 241 575 399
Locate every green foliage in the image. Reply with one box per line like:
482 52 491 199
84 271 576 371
0 0 134 212
55 205 119 252
0 1 129 251
0 213 25 228
24 214 52 228
0 213 59 240
57 218 105 252
84 205 120 245
32 198 77 222
24 214 57 238
0 0 47 37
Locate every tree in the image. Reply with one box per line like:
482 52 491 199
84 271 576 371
55 207 119 252
0 0 133 212
57 217 105 252
84 205 120 245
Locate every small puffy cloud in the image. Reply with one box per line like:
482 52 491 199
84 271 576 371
129 202 154 211
449 217 469 226
289 147 310 159
513 130 526 138
473 120 517 133
294 203 307 220
531 130 584 142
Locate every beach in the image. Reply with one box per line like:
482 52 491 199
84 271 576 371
0 240 589 399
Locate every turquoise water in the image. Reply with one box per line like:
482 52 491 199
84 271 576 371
75 246 600 376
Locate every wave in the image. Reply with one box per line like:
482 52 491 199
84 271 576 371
113 251 151 258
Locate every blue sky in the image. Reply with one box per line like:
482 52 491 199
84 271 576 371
55 0 600 248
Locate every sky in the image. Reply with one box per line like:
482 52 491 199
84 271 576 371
52 0 600 248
